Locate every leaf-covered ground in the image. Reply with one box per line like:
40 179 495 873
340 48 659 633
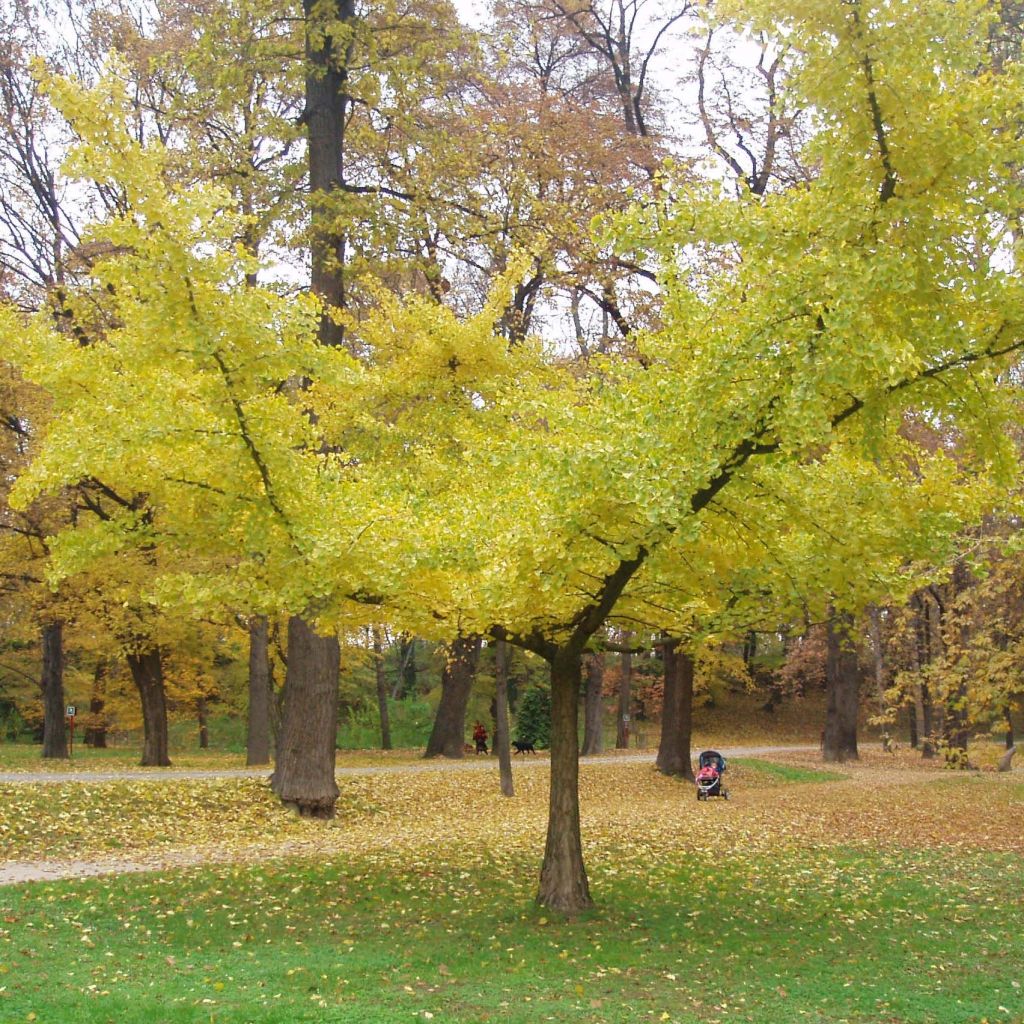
1 753 1022 1023
1 751 1021 870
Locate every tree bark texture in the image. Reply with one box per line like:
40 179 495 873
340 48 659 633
246 615 273 766
85 660 107 748
372 627 392 751
40 621 68 760
823 612 860 763
270 615 340 818
538 647 592 913
581 652 605 756
616 635 632 749
494 639 514 797
425 634 482 758
656 640 695 779
127 648 171 767
304 0 354 349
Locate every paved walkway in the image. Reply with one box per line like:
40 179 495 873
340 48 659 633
0 746 815 786
0 746 817 887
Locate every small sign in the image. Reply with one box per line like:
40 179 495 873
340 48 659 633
66 705 77 717
622 715 630 723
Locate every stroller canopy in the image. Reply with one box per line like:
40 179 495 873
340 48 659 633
697 750 726 772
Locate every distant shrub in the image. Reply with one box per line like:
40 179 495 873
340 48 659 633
515 686 550 749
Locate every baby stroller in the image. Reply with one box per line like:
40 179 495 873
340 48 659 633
695 750 729 801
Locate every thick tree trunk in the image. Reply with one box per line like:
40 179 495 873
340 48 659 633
270 615 340 817
656 641 695 779
85 660 107 748
40 621 68 760
197 696 209 749
823 612 860 763
246 615 273 766
538 646 592 913
127 649 171 767
616 635 632 749
372 627 392 751
494 639 514 797
581 653 605 756
424 635 482 758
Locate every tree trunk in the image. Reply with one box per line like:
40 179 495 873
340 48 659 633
424 635 482 758
913 679 935 758
822 611 860 763
867 606 889 726
581 653 604 756
906 700 918 749
246 615 273 766
85 660 107 748
270 615 340 818
270 0 354 815
538 646 592 913
494 639 514 797
372 627 392 751
616 634 632 749
394 635 418 700
127 648 171 767
197 696 209 749
942 562 972 760
303 0 354 349
40 621 68 760
1005 706 1015 750
911 593 936 758
656 640 695 779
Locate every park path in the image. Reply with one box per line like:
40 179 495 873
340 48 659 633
0 745 813 786
0 745 816 887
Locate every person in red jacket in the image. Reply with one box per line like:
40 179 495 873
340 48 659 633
472 722 488 754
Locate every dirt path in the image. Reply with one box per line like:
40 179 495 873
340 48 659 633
0 746 817 887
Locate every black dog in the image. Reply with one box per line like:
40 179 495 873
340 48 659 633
512 740 536 755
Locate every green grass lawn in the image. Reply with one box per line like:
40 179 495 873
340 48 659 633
1 842 1020 1023
1 751 1021 1023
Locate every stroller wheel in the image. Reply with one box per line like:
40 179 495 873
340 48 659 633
696 791 703 801
722 790 730 800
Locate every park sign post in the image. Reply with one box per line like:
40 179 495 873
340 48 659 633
66 705 76 756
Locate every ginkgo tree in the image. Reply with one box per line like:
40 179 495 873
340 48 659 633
4 0 1024 918
361 0 1024 910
